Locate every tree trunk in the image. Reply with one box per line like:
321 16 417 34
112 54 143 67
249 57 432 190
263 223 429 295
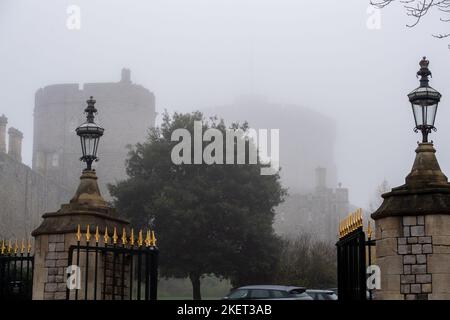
189 272 202 300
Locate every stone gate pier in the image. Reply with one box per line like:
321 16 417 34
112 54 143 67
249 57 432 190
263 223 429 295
31 170 129 300
372 142 450 300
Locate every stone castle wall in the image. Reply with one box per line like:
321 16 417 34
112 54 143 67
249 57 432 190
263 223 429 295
0 152 71 239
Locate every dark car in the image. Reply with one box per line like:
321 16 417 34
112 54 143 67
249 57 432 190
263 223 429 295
223 285 313 300
305 289 338 300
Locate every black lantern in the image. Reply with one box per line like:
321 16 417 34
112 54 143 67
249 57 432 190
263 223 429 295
408 57 442 143
76 96 104 171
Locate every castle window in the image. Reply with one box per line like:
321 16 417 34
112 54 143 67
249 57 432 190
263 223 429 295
52 153 59 167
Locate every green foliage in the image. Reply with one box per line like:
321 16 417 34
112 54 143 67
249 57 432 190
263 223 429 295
109 111 286 299
275 234 337 288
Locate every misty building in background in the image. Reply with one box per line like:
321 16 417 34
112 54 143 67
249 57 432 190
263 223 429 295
0 114 71 238
274 167 350 242
32 69 156 198
203 96 337 194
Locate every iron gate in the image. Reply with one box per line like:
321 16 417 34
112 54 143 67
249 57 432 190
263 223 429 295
336 209 375 300
0 240 34 300
66 225 159 300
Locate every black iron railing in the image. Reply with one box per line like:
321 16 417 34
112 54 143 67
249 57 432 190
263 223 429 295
337 209 375 301
0 240 34 300
337 227 366 300
66 226 159 300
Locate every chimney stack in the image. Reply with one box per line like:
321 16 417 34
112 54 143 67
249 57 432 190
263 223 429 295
120 68 131 84
0 114 7 153
315 166 327 189
8 127 23 162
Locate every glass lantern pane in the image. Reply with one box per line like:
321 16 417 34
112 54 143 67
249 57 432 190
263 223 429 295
412 104 423 127
426 104 438 127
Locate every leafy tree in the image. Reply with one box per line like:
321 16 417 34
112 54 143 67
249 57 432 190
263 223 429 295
109 111 286 299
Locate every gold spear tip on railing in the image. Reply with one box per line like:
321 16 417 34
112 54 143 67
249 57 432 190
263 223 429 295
76 224 81 242
339 209 366 239
113 227 118 245
27 239 31 253
104 226 109 244
367 221 373 239
21 239 25 254
14 239 18 254
86 225 91 242
138 230 143 247
145 230 151 247
130 228 135 246
7 240 12 254
121 227 127 245
151 230 157 247
1 240 5 255
95 226 100 243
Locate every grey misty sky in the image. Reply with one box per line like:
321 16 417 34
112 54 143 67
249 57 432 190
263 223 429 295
0 0 450 209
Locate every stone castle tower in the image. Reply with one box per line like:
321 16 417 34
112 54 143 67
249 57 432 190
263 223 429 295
32 69 156 198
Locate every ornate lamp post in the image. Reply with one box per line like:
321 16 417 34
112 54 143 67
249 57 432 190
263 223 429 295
76 96 104 171
31 95 130 300
408 57 442 143
371 57 450 300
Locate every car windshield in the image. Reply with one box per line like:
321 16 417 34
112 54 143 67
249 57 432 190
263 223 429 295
227 289 249 299
293 292 311 299
289 288 306 296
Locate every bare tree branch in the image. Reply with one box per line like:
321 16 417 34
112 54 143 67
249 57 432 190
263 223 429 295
371 0 450 46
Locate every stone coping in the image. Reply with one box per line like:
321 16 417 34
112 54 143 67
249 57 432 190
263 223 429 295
32 210 129 236
372 185 450 219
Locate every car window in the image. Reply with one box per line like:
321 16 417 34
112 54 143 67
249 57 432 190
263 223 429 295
250 289 271 299
228 289 249 299
271 290 288 298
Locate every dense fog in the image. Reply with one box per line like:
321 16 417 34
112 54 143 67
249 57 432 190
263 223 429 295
1 0 450 208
